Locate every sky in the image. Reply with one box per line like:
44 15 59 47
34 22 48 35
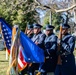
35 8 46 18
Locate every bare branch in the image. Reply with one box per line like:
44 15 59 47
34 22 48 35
39 4 76 13
33 0 76 13
55 4 76 13
34 0 41 5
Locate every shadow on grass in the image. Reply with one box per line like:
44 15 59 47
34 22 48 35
0 60 8 62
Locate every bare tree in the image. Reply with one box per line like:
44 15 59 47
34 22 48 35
34 0 76 12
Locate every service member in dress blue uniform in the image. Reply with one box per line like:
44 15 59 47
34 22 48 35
32 23 46 49
28 23 46 75
55 23 76 75
39 25 58 75
20 25 33 75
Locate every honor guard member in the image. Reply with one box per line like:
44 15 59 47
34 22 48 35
26 24 33 39
55 23 76 75
32 23 46 49
28 23 46 75
20 24 33 75
39 25 57 75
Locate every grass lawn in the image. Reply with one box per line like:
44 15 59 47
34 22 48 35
74 48 76 56
0 49 76 75
0 50 9 75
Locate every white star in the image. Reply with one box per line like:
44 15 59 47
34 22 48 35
3 25 5 27
4 29 6 31
7 40 10 42
28 58 31 60
5 33 7 35
9 44 11 46
6 36 8 39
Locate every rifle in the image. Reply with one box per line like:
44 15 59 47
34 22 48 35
25 26 28 34
57 25 62 65
25 25 33 36
57 12 69 65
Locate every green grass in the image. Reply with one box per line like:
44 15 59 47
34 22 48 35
0 49 76 75
0 50 9 75
74 48 76 56
0 50 17 75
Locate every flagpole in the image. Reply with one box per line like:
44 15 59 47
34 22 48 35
9 25 17 75
15 26 20 75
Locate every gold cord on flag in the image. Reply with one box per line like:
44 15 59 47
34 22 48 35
36 72 41 75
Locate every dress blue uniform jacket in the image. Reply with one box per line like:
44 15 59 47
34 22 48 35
41 33 58 72
32 31 46 49
55 33 76 75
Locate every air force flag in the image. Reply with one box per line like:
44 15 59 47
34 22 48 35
20 31 44 63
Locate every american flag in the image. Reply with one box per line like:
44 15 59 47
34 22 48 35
12 27 27 71
18 45 28 71
0 18 12 54
0 18 27 71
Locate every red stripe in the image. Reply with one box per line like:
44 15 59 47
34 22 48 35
7 49 10 55
18 47 28 71
18 63 22 70
18 62 27 71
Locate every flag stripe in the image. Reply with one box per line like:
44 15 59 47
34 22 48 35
7 49 10 54
18 45 27 71
18 58 24 68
